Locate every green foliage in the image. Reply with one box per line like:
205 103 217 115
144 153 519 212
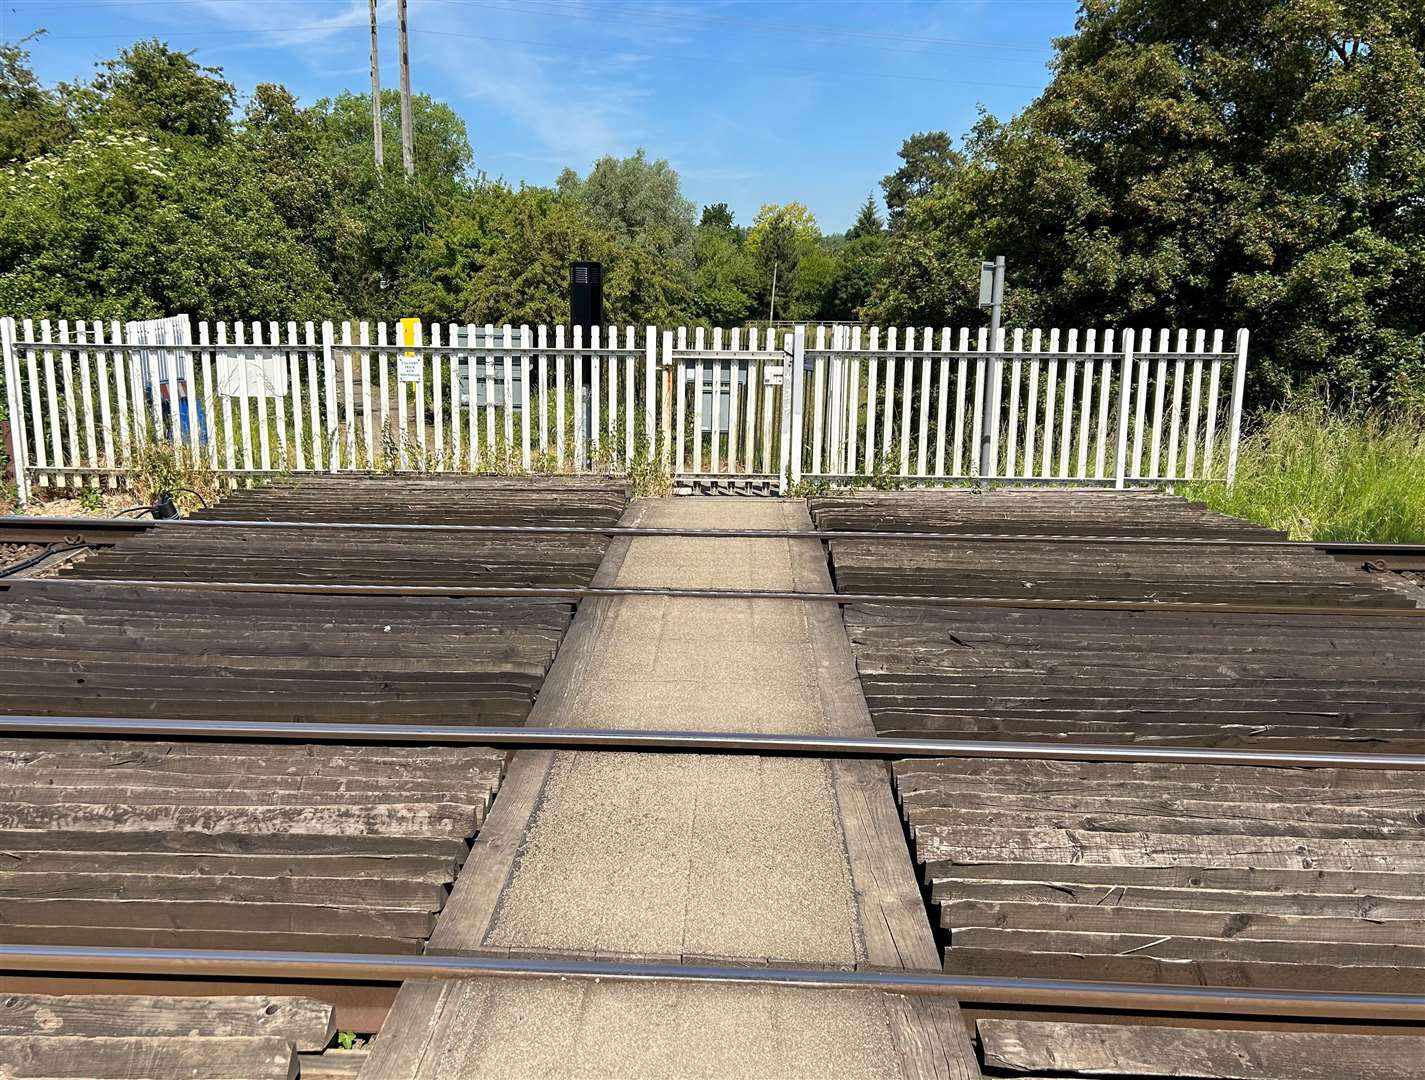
312 88 473 195
746 202 819 256
744 203 823 321
870 1 1425 407
407 182 608 324
0 34 70 165
693 225 757 325
881 131 960 229
67 39 235 146
1184 395 1425 541
557 148 695 252
0 130 337 319
847 194 884 239
700 202 736 231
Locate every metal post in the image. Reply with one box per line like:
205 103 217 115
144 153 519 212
1114 328 1135 489
789 325 806 488
2 318 30 507
977 255 1004 478
660 329 673 470
368 0 384 176
396 0 414 179
777 331 795 492
1225 328 1250 487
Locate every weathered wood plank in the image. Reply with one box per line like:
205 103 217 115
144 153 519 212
977 1019 1425 1078
0 1034 298 1079
0 995 333 1050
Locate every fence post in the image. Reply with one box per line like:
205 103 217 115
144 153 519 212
786 324 806 490
2 318 30 507
321 320 338 472
660 329 673 470
1114 328 1135 489
644 325 656 459
1225 328 1250 487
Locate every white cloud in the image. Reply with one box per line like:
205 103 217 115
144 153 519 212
415 2 656 168
191 0 374 48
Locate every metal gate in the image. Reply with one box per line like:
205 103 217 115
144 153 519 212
666 327 792 493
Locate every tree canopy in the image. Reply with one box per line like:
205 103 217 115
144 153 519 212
869 0 1425 405
2 4 1422 407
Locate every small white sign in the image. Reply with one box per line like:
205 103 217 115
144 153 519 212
397 357 423 383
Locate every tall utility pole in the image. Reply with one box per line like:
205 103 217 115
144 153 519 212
977 255 1005 479
396 0 414 179
368 0 384 176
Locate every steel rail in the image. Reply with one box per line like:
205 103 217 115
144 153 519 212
0 945 1419 1021
1 715 1420 770
8 576 1422 618
3 514 1422 557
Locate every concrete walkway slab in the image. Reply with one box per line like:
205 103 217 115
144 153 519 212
484 500 861 964
361 499 980 1080
368 979 976 1080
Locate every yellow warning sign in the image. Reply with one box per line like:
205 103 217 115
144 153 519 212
397 318 423 383
398 317 421 357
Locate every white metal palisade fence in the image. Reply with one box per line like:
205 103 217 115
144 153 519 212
0 316 1248 504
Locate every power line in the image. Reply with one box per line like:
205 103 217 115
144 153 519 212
27 0 1061 55
440 0 1057 55
33 23 1048 91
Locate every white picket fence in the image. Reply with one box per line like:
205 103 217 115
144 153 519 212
0 316 1248 504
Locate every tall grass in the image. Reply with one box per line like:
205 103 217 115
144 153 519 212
1184 398 1425 541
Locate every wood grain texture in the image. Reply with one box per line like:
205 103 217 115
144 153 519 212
0 1034 299 1079
812 490 1424 750
789 500 980 1077
977 1019 1425 1079
361 504 646 1080
0 994 333 1049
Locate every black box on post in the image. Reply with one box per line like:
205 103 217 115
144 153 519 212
569 262 603 330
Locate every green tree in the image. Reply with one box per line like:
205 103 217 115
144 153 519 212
700 202 736 231
824 234 885 320
871 0 1425 404
240 84 359 293
746 203 820 320
786 244 839 319
65 39 235 145
881 131 960 229
307 89 475 315
693 225 757 324
407 180 695 326
557 149 696 252
0 129 336 319
0 34 71 165
746 202 819 255
312 88 473 194
847 193 884 239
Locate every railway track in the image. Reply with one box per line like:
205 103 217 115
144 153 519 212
0 477 630 1078
6 510 1425 558
0 480 1420 1077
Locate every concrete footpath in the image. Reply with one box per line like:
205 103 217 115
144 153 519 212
361 499 979 1080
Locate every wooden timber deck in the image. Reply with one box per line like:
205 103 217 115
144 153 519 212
0 482 1421 1078
0 477 629 1076
812 490 1425 1078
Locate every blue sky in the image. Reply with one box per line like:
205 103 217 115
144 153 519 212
9 0 1079 232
